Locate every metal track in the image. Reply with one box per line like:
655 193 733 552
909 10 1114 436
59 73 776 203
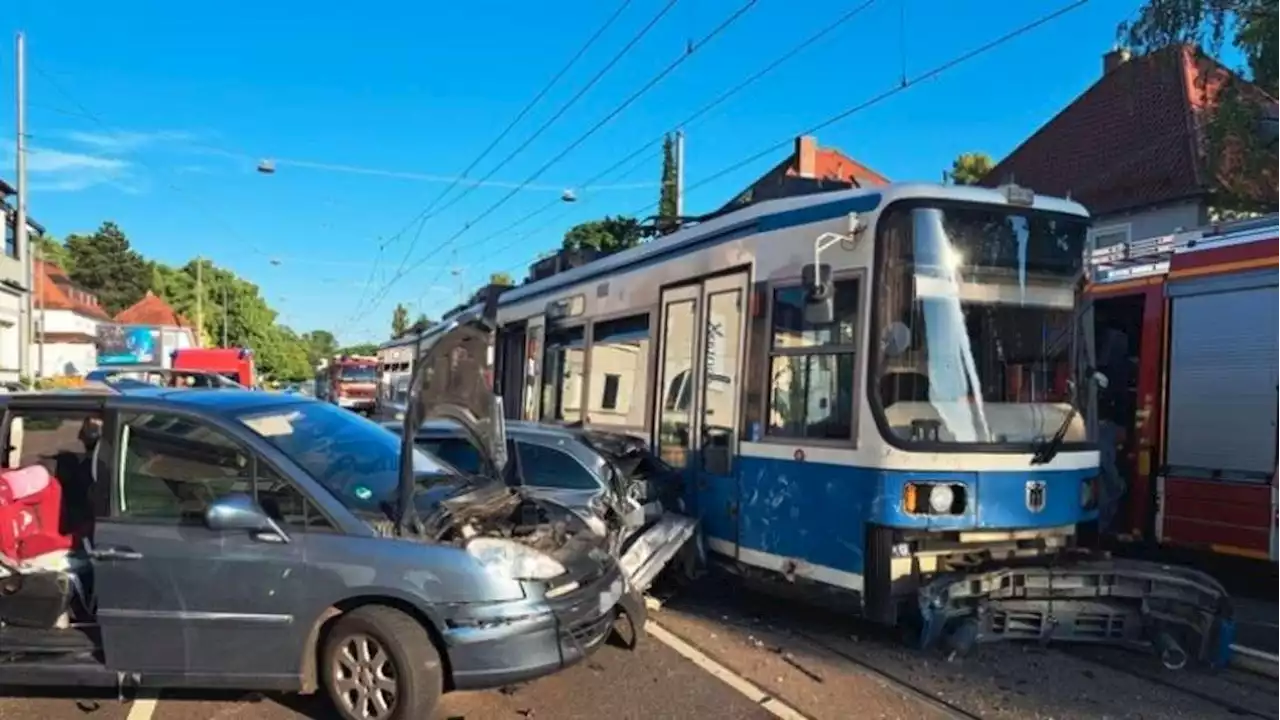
789 627 985 720
1065 648 1275 720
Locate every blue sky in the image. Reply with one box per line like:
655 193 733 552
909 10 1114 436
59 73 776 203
1 0 1151 344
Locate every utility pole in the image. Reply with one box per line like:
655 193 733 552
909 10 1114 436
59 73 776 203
34 236 43 376
674 129 685 219
221 284 228 347
14 32 31 383
195 256 203 347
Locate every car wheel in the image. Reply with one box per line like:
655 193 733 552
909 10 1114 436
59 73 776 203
321 606 443 720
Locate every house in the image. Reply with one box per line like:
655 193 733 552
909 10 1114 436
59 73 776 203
1 178 42 383
717 135 889 213
106 291 199 368
982 46 1279 250
32 259 111 376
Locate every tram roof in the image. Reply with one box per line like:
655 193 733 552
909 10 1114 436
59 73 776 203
498 182 1088 308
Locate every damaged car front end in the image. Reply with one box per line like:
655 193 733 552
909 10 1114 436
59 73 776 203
390 309 653 677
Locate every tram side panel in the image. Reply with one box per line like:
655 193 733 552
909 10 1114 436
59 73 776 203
1157 267 1278 561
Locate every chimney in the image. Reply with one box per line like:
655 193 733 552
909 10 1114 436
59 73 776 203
1104 47 1131 75
795 135 818 179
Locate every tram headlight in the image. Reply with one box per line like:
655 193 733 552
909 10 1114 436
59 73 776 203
928 484 955 514
903 482 967 515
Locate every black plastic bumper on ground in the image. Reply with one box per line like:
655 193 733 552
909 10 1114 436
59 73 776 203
916 554 1236 669
443 565 644 690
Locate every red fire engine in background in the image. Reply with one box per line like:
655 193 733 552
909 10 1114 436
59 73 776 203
327 355 378 415
171 348 256 387
1088 214 1278 565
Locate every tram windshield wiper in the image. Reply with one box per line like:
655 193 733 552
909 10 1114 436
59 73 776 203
1030 406 1076 465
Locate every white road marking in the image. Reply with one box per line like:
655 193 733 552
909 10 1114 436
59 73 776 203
125 693 160 720
647 620 810 720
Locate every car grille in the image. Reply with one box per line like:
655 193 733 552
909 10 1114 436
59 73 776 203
566 610 613 646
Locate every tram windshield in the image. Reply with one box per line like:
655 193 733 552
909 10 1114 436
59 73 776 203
871 202 1089 450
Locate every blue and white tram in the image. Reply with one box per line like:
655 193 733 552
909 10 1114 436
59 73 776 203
470 182 1231 663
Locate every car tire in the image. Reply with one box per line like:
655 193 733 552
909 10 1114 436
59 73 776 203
321 605 443 720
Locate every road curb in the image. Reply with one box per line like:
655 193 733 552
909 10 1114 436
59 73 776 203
1230 644 1278 678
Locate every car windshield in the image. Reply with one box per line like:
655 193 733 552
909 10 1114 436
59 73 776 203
872 202 1088 448
238 401 455 511
341 365 377 382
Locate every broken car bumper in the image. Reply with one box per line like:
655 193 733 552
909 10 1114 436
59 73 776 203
442 561 645 690
618 512 699 593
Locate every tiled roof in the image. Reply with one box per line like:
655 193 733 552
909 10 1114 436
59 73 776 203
814 148 890 187
35 260 111 320
718 136 889 213
114 290 192 327
982 45 1277 216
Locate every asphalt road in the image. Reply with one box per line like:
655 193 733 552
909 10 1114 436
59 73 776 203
0 635 781 720
0 576 1273 720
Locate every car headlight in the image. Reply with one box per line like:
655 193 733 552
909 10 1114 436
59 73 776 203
467 538 567 581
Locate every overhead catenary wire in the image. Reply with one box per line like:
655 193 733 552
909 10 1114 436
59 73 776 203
348 0 679 325
626 0 1093 218
27 65 271 265
493 0 1093 282
469 0 883 265
370 0 761 314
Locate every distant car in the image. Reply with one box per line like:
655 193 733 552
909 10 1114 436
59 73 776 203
86 368 244 390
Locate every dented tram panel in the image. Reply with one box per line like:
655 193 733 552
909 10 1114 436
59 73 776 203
464 183 1234 665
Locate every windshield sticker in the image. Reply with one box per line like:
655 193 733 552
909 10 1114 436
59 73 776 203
241 412 301 437
353 485 373 501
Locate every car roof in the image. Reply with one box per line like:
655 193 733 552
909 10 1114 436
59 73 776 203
392 418 587 443
0 387 312 415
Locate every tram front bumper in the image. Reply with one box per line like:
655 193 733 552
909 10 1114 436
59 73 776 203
915 553 1235 669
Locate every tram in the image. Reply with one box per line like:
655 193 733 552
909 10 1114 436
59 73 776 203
422 183 1235 664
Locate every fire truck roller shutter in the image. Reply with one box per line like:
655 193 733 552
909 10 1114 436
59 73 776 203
1165 268 1278 478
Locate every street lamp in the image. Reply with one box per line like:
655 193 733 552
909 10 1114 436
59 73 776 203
257 159 276 174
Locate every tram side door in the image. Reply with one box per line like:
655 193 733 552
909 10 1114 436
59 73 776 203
654 272 749 557
496 324 527 420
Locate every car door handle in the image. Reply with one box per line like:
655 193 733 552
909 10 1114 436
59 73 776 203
89 546 144 562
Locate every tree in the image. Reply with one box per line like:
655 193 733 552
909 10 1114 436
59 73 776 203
489 271 514 287
562 216 643 255
64 222 151 316
301 330 338 366
412 314 434 331
947 152 995 185
34 234 72 272
339 342 380 356
1121 0 1278 211
658 133 679 226
391 303 410 337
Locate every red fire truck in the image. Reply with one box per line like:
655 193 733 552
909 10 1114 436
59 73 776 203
171 348 256 387
326 355 378 415
1088 214 1278 564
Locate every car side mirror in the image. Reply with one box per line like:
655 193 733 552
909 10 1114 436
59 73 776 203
205 492 289 542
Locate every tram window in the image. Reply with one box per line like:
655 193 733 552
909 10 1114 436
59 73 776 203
541 326 586 423
766 279 859 441
587 314 650 428
524 326 543 421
